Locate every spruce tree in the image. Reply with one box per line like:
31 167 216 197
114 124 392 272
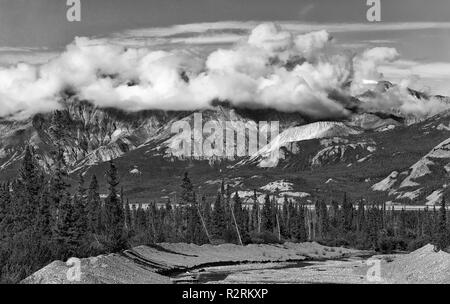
342 193 353 233
317 200 329 240
366 206 379 250
212 192 226 239
49 147 70 222
104 160 126 251
294 205 307 242
201 195 212 233
86 175 102 234
357 199 366 233
73 174 88 251
262 194 273 232
125 199 132 232
52 192 77 259
282 196 290 238
435 197 449 251
0 183 11 238
15 146 44 231
35 185 53 239
232 192 245 244
252 190 260 233
181 172 195 205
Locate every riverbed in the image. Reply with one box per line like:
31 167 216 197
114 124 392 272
172 256 380 284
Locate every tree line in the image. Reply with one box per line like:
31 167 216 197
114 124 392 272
0 146 449 283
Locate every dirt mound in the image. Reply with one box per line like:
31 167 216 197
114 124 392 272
22 253 170 284
383 244 450 284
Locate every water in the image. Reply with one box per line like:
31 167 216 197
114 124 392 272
172 261 313 284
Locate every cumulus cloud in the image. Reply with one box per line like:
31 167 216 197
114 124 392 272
294 30 331 59
351 47 400 94
0 22 448 120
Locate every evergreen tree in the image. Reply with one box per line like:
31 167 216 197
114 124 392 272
330 200 340 231
282 196 290 238
125 199 132 232
342 193 353 233
49 147 70 224
104 160 126 251
262 194 273 232
86 175 102 234
294 205 307 242
233 192 247 243
181 172 195 205
15 146 44 231
35 185 53 239
72 174 88 253
0 183 12 238
317 200 329 240
366 206 379 250
52 192 77 259
357 199 366 233
435 197 449 251
134 205 148 239
212 192 226 239
201 195 212 234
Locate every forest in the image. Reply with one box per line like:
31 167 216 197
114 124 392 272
0 145 449 283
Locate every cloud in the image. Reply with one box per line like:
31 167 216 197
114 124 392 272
248 23 293 52
351 47 400 94
359 83 450 118
294 30 332 59
0 22 449 120
100 21 450 51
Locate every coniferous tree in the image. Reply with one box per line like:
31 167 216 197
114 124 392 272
357 199 366 233
2 146 46 282
342 193 353 233
262 194 273 232
233 192 248 243
435 197 449 251
181 172 195 205
366 206 379 250
294 205 307 242
104 160 126 251
330 200 340 231
0 183 12 239
86 175 102 234
35 185 53 239
73 174 88 254
282 196 290 238
53 191 77 259
49 147 70 227
251 190 260 233
15 146 44 231
212 192 226 240
317 200 329 240
201 195 212 234
125 199 132 232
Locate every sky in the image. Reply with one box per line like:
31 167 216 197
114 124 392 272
0 0 449 117
1 0 450 47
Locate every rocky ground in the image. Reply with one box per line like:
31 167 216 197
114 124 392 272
22 242 361 284
22 243 449 284
380 244 450 284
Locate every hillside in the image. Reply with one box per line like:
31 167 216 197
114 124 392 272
0 92 449 205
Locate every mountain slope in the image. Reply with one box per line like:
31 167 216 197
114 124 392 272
0 90 449 205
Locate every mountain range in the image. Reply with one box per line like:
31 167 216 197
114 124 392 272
0 81 449 206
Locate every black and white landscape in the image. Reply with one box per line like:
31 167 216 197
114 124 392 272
0 0 449 284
